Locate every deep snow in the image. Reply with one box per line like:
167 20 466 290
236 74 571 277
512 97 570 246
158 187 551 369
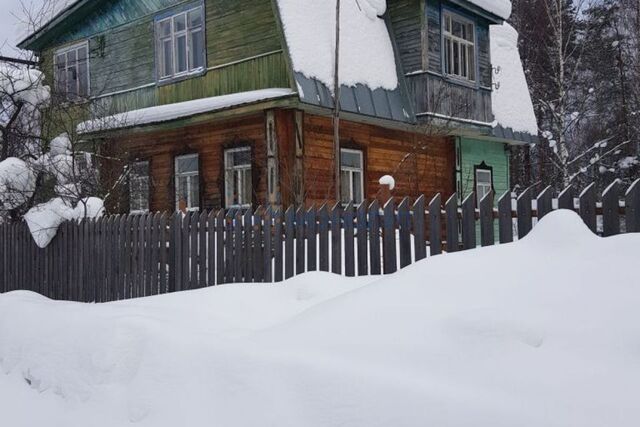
1 210 639 426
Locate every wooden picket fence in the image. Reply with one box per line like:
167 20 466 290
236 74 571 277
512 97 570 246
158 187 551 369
1 179 639 302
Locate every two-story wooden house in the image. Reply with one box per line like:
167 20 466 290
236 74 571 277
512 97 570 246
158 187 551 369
17 0 537 213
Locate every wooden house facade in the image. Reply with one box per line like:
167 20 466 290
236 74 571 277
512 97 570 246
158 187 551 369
18 0 535 214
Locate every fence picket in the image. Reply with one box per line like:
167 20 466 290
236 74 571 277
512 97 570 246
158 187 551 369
207 210 215 287
253 207 264 283
579 183 597 233
356 202 369 276
318 205 329 272
285 207 295 280
243 208 253 283
461 193 476 250
331 203 342 275
344 202 356 277
274 208 284 282
264 207 273 283
383 199 397 274
368 200 381 275
216 210 225 285
497 191 513 244
479 191 494 247
517 188 532 239
307 207 317 272
198 210 208 289
626 179 640 233
296 207 305 275
397 198 411 269
428 194 442 256
233 210 243 283
412 195 426 261
602 181 620 237
445 194 459 252
536 186 553 219
558 186 574 210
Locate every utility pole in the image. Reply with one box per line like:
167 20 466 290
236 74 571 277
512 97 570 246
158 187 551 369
333 0 342 203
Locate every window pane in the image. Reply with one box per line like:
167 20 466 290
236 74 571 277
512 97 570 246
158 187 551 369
174 13 186 32
66 65 78 99
461 46 468 78
177 176 188 203
452 20 463 38
341 150 362 168
66 49 77 66
188 8 203 28
162 39 173 77
175 35 187 73
466 23 475 42
468 45 476 80
241 169 252 205
453 42 460 75
77 46 87 61
227 149 251 168
159 19 172 38
189 177 199 208
341 171 351 204
55 55 66 93
78 60 88 97
189 29 204 70
352 171 363 204
177 155 198 173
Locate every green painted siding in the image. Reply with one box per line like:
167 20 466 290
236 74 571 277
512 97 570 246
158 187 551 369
37 0 291 117
457 137 510 200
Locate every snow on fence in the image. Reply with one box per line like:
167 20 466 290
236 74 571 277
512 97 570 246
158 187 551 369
1 179 639 303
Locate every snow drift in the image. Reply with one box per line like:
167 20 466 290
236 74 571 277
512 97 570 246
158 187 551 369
1 210 640 426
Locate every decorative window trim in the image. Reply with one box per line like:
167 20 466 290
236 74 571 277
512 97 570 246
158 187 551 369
53 40 90 101
224 146 253 209
340 148 365 206
129 160 150 215
155 2 206 83
175 153 200 212
474 162 493 205
442 10 477 83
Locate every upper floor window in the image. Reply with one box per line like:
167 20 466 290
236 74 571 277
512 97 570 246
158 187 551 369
175 154 200 212
340 148 364 206
443 12 476 82
225 147 252 208
54 41 90 100
156 5 205 81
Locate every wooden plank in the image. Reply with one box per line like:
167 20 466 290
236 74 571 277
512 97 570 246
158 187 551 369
479 191 494 247
382 199 397 274
625 179 640 233
198 210 208 289
295 207 305 275
461 193 476 250
253 207 264 282
318 205 330 272
331 203 342 275
274 208 284 282
558 186 574 210
517 187 533 239
344 202 356 277
170 213 181 292
181 213 191 290
412 195 426 261
150 213 159 295
225 211 234 283
397 198 411 269
207 210 216 287
216 210 225 285
536 186 553 219
497 191 513 244
159 213 168 293
243 208 254 283
445 194 459 252
233 210 243 283
368 200 381 275
285 207 295 279
356 202 369 276
428 194 442 256
579 183 597 233
138 214 147 297
263 207 273 283
190 211 199 289
306 207 318 272
602 180 620 237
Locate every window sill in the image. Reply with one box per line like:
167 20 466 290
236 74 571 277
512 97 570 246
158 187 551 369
157 67 207 87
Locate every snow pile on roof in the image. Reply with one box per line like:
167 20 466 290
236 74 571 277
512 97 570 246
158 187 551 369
77 89 295 133
470 0 512 20
490 23 538 135
0 157 36 210
2 211 640 426
24 197 104 248
276 0 398 91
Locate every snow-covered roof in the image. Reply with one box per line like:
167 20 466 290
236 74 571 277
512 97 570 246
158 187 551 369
490 23 538 136
77 88 296 133
276 0 398 92
469 0 512 20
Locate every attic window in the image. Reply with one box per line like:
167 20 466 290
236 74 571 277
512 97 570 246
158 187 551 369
156 5 206 81
54 41 90 100
443 12 476 82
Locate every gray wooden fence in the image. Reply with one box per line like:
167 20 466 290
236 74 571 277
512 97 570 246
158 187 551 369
1 179 639 302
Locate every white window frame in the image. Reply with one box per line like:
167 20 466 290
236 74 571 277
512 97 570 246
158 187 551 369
224 147 253 209
476 168 493 205
442 11 476 82
53 41 90 100
156 4 205 82
175 154 200 212
340 148 365 206
129 161 150 215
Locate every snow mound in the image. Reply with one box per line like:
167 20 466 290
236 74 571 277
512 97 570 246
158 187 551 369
0 157 36 210
2 211 640 426
276 0 398 91
379 174 395 190
490 23 538 135
470 0 512 20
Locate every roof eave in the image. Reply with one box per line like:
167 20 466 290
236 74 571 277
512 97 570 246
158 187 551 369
17 0 88 51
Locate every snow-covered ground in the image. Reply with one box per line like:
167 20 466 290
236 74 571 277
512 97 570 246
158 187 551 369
1 210 639 427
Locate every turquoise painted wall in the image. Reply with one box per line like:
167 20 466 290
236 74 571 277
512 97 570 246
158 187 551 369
457 136 510 202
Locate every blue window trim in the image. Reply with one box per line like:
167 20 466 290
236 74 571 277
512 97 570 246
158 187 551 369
153 0 207 86
439 2 481 90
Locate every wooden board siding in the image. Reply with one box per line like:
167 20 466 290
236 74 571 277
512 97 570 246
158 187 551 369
302 114 456 206
101 114 269 213
457 136 509 198
38 0 290 116
387 0 423 74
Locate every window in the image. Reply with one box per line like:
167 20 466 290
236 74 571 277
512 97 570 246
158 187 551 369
476 167 493 205
156 5 205 81
340 148 364 205
225 147 252 208
130 161 150 214
54 42 90 100
175 154 200 211
443 12 476 81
